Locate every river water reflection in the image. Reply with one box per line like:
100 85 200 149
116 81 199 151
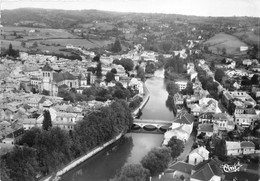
61 69 174 181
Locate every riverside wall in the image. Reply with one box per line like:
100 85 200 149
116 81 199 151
41 133 123 181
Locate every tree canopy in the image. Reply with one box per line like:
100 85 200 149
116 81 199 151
166 136 184 159
166 82 180 96
114 164 150 181
42 110 52 131
120 58 134 72
141 147 171 176
96 62 102 78
112 38 122 53
214 68 225 83
106 72 115 82
2 100 133 180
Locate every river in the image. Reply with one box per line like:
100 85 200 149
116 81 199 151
61 69 174 181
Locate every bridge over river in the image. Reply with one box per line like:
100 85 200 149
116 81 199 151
132 118 173 131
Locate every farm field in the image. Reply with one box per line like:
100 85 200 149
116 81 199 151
233 31 259 45
204 33 248 55
1 26 116 55
3 26 77 41
1 39 71 55
42 38 115 49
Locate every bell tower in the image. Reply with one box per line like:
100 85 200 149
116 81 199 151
41 62 54 93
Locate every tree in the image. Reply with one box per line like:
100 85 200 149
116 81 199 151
6 43 17 57
0 159 12 181
166 136 184 159
21 41 26 48
141 147 171 176
251 74 259 85
166 82 179 96
204 44 209 52
113 59 121 65
113 88 130 100
120 58 134 71
19 127 41 147
214 68 225 83
210 61 215 71
161 41 172 53
93 55 100 62
112 38 122 53
111 68 117 74
114 164 150 181
1 146 40 181
222 47 227 55
106 72 115 82
181 81 193 95
32 41 38 48
137 67 145 81
96 62 102 78
42 110 52 131
145 62 156 74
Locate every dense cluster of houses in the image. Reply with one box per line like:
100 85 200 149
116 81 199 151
156 42 260 180
0 45 156 154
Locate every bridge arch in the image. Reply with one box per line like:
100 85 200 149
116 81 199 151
143 124 157 131
132 119 172 132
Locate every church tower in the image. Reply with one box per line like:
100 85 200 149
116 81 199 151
41 62 54 94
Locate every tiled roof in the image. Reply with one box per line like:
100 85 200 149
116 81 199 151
214 113 229 120
191 159 222 181
167 161 193 174
174 112 194 125
198 124 213 132
223 91 233 100
241 141 255 148
56 112 77 118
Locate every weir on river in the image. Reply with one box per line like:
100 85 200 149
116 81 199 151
61 69 175 181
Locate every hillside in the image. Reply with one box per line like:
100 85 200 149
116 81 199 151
2 8 260 29
204 33 248 55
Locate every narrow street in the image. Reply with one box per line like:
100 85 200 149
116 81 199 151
177 134 195 162
168 133 196 167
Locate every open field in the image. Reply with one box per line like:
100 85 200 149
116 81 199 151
0 39 72 55
0 26 116 54
43 38 114 49
3 26 77 41
233 31 260 45
204 33 248 55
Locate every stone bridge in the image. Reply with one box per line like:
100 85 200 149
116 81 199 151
132 118 173 130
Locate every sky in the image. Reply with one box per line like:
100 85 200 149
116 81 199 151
1 0 260 17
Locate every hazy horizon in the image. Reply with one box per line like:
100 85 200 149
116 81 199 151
1 0 260 18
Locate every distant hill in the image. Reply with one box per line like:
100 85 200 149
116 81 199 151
2 8 260 29
2 8 126 29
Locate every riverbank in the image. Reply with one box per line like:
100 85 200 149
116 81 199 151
132 82 150 117
40 133 123 181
